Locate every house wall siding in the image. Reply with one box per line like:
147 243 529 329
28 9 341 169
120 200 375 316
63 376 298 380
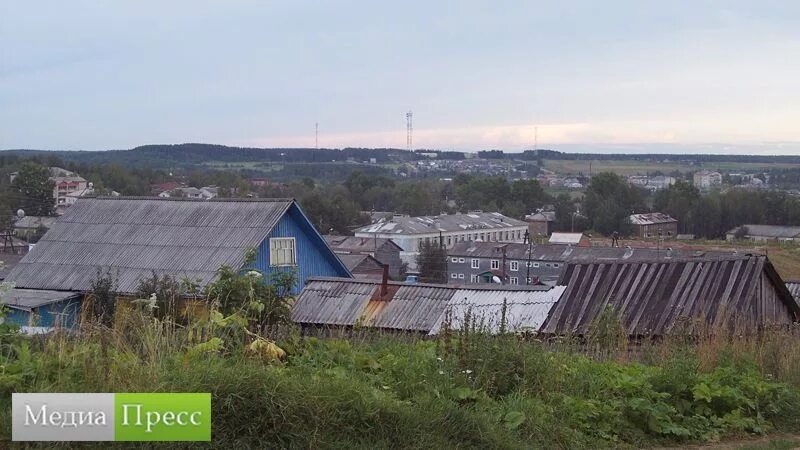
254 204 350 294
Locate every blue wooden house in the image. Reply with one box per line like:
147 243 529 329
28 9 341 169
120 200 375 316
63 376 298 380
5 197 352 297
2 288 82 330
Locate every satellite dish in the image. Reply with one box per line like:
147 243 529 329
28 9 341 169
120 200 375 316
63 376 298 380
492 276 502 283
16 209 25 219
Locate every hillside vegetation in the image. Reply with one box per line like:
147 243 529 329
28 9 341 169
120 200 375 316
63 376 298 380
1 307 799 448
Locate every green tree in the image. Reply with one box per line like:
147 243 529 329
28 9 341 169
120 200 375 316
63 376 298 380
11 162 55 216
583 172 644 235
653 181 700 234
416 239 448 284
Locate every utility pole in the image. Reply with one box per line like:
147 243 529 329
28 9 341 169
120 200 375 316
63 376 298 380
526 232 533 285
501 245 507 285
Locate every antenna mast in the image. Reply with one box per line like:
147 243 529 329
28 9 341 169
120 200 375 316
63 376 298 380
406 110 413 151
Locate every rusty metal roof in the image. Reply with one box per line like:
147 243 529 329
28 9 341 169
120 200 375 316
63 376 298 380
291 277 560 333
541 255 799 336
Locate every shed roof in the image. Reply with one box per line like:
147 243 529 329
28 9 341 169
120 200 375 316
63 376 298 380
355 212 526 236
5 197 295 294
541 255 799 336
1 288 80 311
291 277 562 334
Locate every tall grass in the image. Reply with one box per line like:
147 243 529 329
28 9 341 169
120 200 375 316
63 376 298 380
1 308 799 448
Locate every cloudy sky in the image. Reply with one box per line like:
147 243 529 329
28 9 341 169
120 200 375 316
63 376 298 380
2 1 800 153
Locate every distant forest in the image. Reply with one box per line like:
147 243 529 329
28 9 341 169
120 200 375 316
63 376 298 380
4 144 800 169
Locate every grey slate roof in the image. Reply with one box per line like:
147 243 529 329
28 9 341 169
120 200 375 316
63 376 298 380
336 254 382 272
542 255 799 336
324 235 402 252
5 197 294 294
355 211 526 235
1 288 80 311
0 253 25 281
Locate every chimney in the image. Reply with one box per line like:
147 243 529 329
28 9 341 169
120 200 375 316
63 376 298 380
381 264 389 298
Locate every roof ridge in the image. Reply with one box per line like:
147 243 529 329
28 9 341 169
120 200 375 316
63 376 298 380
88 196 295 202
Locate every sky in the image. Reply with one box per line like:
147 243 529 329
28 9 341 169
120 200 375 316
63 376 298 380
2 1 800 153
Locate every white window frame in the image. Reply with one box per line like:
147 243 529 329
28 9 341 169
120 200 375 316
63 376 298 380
533 262 540 268
269 237 297 267
470 274 478 283
553 263 560 268
509 277 518 285
458 257 465 263
451 257 459 263
458 273 464 279
451 272 458 279
471 258 479 269
510 261 519 272
491 260 500 270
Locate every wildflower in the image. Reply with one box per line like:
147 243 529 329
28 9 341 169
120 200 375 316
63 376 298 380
246 270 261 278
462 369 473 374
438 370 445 375
437 357 443 361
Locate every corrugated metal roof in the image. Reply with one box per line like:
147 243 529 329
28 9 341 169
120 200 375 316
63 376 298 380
291 277 563 334
428 286 566 335
5 197 294 294
355 211 526 236
1 288 80 311
542 255 799 336
291 278 377 325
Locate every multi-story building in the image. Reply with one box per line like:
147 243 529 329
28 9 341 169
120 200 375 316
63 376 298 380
50 168 88 209
446 241 731 286
693 170 722 189
354 211 528 270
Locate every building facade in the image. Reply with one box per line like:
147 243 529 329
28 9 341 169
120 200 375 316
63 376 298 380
446 241 734 286
325 235 404 279
629 213 678 238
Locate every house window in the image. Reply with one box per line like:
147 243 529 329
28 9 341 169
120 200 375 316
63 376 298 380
470 274 478 283
553 263 560 268
471 259 479 269
451 257 459 263
458 258 465 263
491 260 500 269
510 261 519 271
526 277 532 284
510 277 518 285
451 273 458 279
269 237 296 266
458 273 464 279
533 262 540 268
